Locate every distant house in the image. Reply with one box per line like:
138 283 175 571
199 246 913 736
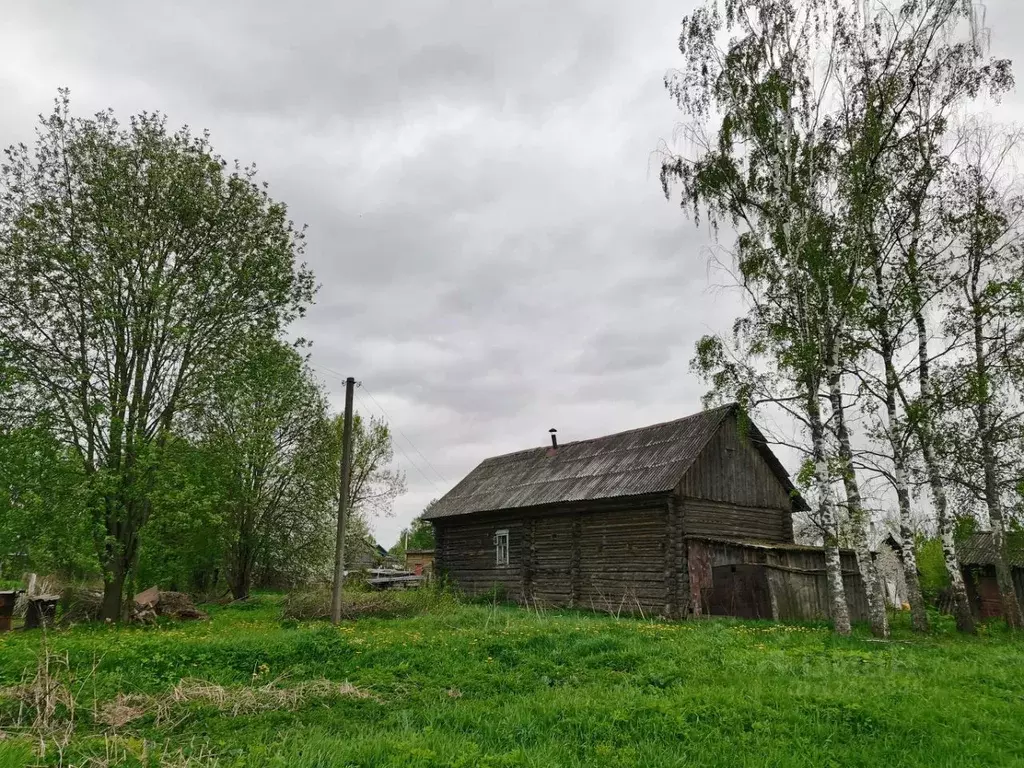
425 404 868 621
347 537 395 572
873 534 909 608
958 532 1024 620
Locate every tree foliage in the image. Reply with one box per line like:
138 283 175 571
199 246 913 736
391 500 438 560
0 92 315 616
664 0 1015 633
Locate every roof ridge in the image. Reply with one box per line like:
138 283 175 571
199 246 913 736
479 403 737 464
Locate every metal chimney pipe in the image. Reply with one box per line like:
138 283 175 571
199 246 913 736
549 428 558 449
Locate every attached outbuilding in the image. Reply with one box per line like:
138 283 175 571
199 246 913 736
958 532 1024 620
425 404 868 621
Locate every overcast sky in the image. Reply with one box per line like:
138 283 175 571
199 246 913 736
2 1 1022 547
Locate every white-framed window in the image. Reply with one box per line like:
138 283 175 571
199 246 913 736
495 529 509 567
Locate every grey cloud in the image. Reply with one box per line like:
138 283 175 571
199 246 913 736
10 0 1018 546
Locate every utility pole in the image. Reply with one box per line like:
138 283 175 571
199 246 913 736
331 376 356 624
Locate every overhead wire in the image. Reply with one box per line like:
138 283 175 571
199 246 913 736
358 382 450 487
353 389 444 494
309 363 449 493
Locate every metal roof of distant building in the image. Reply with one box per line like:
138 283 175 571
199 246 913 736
958 531 1024 568
424 404 805 520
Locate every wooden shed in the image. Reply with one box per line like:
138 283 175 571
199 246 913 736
425 404 868 621
958 532 1024 620
405 549 435 578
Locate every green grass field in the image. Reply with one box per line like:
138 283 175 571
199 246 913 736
1 594 1022 767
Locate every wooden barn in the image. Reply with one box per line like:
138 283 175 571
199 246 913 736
958 532 1024 620
425 404 868 621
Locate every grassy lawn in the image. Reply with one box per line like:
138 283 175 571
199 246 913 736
0 594 1022 767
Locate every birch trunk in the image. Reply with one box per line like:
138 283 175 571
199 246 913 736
827 362 889 637
893 461 929 632
970 268 1024 628
808 381 851 635
906 250 976 633
884 355 930 632
873 260 929 631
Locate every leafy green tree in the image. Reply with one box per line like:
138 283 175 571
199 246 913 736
391 500 438 560
664 0 1007 635
665 0 865 635
0 92 314 618
0 420 95 578
190 336 336 599
326 411 407 574
135 433 229 594
937 125 1024 627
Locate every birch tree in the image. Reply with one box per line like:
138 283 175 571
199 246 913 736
832 0 1010 633
665 0 1012 634
0 93 314 618
664 0 861 634
939 123 1024 627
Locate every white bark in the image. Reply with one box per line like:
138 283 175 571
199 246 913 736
808 386 851 635
827 362 889 637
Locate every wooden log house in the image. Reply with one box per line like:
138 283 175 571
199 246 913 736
425 404 868 621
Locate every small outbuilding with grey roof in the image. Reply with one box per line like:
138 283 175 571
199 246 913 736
425 404 869 621
957 531 1024 620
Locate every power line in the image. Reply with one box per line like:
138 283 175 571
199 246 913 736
309 364 449 491
353 389 443 493
358 382 450 487
309 363 352 386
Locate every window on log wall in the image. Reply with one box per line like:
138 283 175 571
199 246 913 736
495 529 509 567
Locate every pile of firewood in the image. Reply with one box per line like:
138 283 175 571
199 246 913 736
132 587 208 623
59 585 208 624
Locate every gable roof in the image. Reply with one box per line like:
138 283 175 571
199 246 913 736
424 404 805 520
958 531 1024 568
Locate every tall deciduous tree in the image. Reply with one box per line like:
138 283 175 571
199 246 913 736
664 0 1010 634
939 124 1024 628
0 93 314 618
664 0 865 635
331 411 408 527
192 336 335 600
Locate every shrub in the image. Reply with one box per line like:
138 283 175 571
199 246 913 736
915 537 950 603
281 586 454 621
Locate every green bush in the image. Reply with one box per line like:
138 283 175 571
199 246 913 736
281 586 453 621
916 536 950 602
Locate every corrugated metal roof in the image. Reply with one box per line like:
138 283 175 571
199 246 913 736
425 404 803 520
958 532 1024 568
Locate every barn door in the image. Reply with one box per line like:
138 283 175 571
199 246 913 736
708 564 771 619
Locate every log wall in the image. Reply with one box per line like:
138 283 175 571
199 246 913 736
434 496 673 615
678 415 794 510
576 506 666 616
682 499 790 542
433 512 526 600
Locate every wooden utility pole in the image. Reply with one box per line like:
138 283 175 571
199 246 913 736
331 376 356 624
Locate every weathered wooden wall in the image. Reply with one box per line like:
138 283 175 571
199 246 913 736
528 514 573 606
681 499 790 542
576 506 665 616
404 550 434 576
687 537 869 622
435 497 674 615
434 513 525 600
677 414 794 511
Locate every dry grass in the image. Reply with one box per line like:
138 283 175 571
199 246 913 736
94 677 372 729
0 643 81 762
76 736 220 767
